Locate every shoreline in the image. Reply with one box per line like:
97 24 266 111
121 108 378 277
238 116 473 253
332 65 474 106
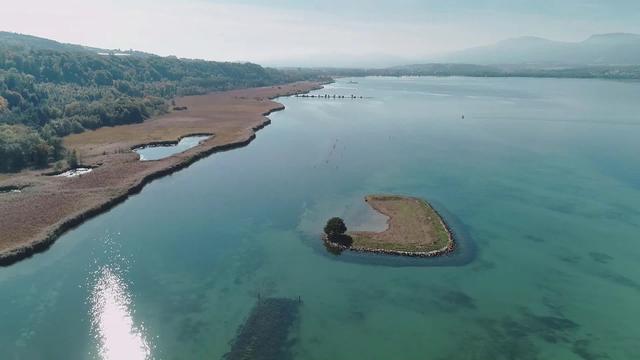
324 196 456 258
0 81 324 266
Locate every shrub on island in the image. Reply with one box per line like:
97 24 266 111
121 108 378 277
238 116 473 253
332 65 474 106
324 217 352 247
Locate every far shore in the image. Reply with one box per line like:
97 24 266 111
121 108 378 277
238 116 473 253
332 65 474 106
0 81 324 266
325 195 455 257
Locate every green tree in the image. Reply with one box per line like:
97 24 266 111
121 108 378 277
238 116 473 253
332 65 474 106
93 70 113 86
33 141 51 167
324 217 347 240
66 149 78 168
2 89 23 107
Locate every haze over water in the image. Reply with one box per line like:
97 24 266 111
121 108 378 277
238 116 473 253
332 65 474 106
1 77 639 359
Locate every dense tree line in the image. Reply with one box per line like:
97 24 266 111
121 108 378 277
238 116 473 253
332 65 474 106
0 38 305 172
0 124 62 171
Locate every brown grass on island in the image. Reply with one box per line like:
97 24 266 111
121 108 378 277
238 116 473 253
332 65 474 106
333 195 454 257
0 81 324 266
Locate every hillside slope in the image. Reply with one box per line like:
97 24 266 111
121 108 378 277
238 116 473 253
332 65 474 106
433 33 640 65
0 32 306 172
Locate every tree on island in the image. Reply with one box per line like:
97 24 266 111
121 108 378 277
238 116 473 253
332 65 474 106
324 217 347 239
324 217 352 248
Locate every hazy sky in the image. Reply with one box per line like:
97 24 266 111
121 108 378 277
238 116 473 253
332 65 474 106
2 0 640 66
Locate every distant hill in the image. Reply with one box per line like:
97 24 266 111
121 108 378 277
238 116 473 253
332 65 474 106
0 31 88 52
0 32 311 172
386 63 501 76
0 31 153 57
432 33 640 66
292 62 640 80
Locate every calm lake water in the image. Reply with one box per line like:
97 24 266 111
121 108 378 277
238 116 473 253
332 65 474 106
135 135 211 161
1 77 640 359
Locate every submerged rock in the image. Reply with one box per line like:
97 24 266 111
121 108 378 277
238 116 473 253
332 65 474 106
224 297 301 360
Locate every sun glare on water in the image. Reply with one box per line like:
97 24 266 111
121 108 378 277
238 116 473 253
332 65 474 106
90 266 151 360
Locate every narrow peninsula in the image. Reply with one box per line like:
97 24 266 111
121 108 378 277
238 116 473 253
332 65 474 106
324 195 455 257
0 81 323 266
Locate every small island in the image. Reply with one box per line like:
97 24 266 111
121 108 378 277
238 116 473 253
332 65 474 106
324 195 455 257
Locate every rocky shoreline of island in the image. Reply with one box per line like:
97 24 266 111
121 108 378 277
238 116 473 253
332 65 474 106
322 195 456 258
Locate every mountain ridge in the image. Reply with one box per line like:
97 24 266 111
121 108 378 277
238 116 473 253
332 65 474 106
432 33 640 66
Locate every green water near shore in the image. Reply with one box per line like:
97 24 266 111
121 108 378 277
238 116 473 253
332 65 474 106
1 77 640 359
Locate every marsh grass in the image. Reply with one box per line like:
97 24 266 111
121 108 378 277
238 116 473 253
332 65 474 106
349 195 452 253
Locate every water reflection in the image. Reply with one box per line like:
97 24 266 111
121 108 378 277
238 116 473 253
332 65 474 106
90 266 150 360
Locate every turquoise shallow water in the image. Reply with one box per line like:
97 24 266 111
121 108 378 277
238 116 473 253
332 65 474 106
1 76 640 359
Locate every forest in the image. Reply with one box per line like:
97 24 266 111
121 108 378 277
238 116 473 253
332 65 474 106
0 32 307 172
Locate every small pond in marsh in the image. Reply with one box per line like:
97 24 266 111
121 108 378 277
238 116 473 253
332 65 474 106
134 135 211 161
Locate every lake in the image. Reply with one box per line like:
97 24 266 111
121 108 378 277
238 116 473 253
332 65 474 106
1 76 639 359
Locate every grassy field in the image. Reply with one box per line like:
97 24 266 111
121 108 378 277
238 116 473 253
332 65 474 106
349 195 452 253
